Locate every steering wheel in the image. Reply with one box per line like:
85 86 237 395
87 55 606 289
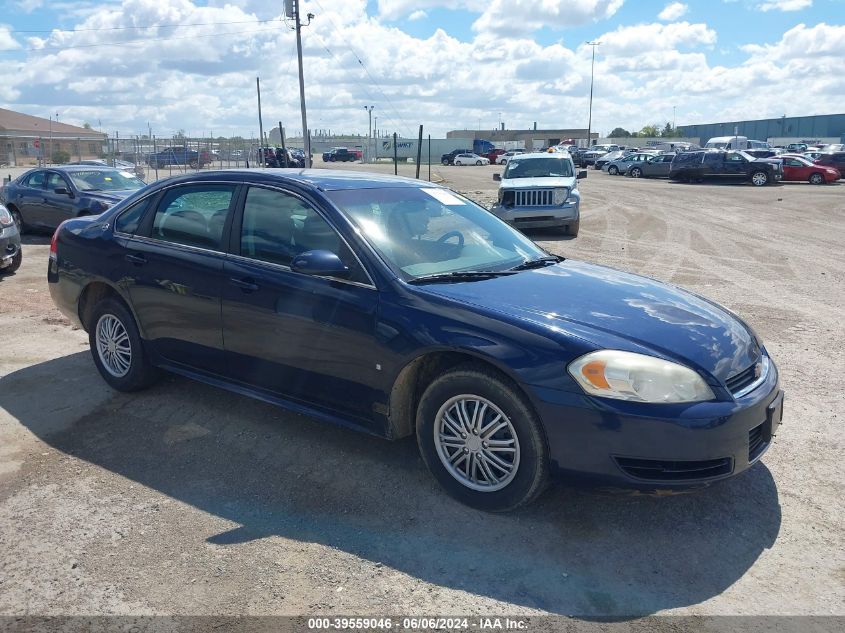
437 230 465 247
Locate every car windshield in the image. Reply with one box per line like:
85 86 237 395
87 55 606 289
68 170 145 192
326 187 547 279
503 157 574 179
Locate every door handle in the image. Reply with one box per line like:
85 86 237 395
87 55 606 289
125 253 147 265
230 277 259 292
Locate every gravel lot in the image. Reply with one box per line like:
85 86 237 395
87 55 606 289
0 163 843 619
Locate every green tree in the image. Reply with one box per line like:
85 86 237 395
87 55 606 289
83 122 92 130
661 122 677 137
609 127 631 138
639 123 661 137
52 149 70 164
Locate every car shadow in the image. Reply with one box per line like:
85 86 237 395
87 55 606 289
0 352 782 617
20 234 51 245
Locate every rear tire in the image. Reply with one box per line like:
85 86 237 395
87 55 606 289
416 363 550 512
9 207 24 234
88 298 159 392
809 173 824 185
750 170 769 186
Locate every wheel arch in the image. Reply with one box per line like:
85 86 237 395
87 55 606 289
386 348 539 440
77 281 136 333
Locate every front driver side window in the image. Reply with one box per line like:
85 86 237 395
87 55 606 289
151 185 235 251
240 186 368 284
25 172 46 188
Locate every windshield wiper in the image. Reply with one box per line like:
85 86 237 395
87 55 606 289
509 255 564 271
408 270 518 284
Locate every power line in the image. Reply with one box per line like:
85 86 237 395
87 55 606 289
9 17 282 34
0 24 288 54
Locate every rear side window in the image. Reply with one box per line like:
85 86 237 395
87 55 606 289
24 171 46 188
151 185 236 251
115 197 153 235
672 152 700 165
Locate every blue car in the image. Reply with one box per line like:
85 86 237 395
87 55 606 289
47 170 784 511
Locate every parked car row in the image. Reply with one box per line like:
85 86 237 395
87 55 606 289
594 148 842 186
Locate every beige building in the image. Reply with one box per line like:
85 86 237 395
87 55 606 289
0 107 108 166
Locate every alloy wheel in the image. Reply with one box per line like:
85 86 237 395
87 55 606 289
809 173 824 185
95 314 132 378
434 395 520 492
751 171 768 186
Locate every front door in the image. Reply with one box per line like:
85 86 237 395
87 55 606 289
123 183 238 373
15 170 48 228
221 185 382 426
43 171 79 228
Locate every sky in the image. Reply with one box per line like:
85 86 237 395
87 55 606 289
0 0 843 139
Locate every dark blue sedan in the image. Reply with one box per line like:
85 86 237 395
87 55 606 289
47 170 784 511
2 166 145 232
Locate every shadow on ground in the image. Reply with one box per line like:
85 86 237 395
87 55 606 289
0 352 782 616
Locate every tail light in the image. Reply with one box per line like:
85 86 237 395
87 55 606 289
49 226 59 260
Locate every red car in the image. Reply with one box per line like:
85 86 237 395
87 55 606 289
485 148 507 164
780 154 840 184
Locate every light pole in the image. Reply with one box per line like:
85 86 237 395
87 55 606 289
673 105 676 134
586 41 601 147
364 105 374 162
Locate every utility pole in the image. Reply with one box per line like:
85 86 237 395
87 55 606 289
290 0 313 167
256 77 265 169
586 41 601 147
364 105 374 163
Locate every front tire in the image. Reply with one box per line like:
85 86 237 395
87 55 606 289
88 298 159 392
809 173 824 185
608 165 618 175
630 167 642 178
2 250 22 274
9 207 24 233
567 218 580 236
476 160 482 166
416 364 549 512
442 159 449 165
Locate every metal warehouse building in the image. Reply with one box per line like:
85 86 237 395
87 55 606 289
679 113 845 145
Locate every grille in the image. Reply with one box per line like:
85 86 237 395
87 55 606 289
615 456 732 482
514 216 555 224
748 423 767 461
514 189 557 207
725 363 758 395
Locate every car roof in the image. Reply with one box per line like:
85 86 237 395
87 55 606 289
513 152 572 159
144 169 445 191
38 165 127 172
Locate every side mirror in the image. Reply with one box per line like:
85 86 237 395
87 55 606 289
493 173 501 181
54 187 72 197
290 250 350 278
577 170 587 179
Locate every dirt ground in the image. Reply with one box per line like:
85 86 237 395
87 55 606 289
0 162 843 620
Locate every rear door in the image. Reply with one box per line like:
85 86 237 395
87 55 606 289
14 170 48 227
121 182 238 373
221 184 382 426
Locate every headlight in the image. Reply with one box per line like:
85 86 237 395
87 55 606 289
553 188 569 205
568 350 715 403
0 204 12 227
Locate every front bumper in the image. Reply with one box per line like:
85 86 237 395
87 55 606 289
530 358 783 488
490 203 579 229
0 225 21 269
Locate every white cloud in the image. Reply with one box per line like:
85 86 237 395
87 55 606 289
756 0 812 11
408 10 427 21
1 0 843 140
472 0 625 35
0 25 21 50
658 2 688 21
376 1 485 21
15 0 44 13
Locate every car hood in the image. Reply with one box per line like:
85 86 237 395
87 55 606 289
84 189 138 202
499 177 576 189
419 260 761 383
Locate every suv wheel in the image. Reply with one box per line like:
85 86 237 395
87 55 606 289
750 170 769 186
89 298 159 392
416 364 550 512
809 173 824 185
